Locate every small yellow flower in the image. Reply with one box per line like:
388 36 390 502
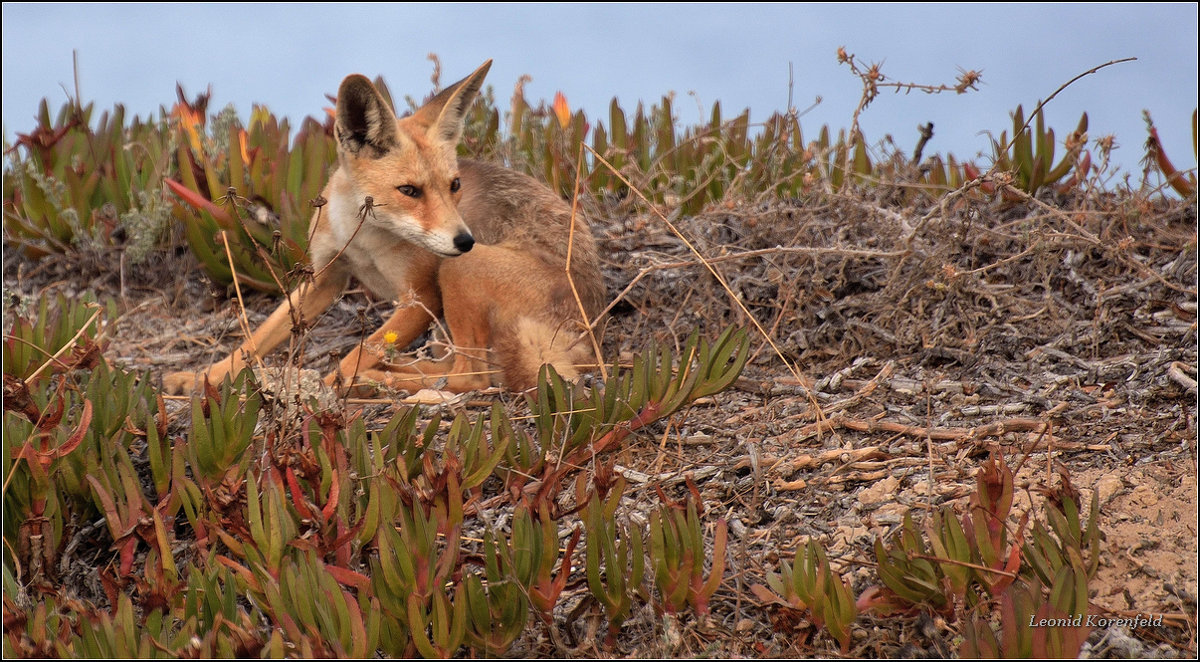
384 331 399 344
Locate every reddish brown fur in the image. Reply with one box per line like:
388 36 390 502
164 61 604 395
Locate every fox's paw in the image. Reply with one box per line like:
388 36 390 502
162 370 203 395
323 369 382 398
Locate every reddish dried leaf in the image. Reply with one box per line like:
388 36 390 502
35 394 65 433
2 374 40 422
321 467 340 523
57 399 93 460
325 565 371 591
284 467 315 521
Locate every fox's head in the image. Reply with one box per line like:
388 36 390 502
333 60 492 257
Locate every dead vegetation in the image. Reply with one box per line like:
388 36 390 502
586 180 1198 657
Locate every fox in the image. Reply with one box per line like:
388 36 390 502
163 60 606 395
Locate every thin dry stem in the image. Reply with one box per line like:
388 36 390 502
24 305 103 384
218 231 264 375
567 141 608 381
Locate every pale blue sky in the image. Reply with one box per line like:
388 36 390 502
3 3 1197 179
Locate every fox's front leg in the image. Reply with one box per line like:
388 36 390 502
163 270 348 394
344 273 495 394
350 349 495 394
324 292 441 391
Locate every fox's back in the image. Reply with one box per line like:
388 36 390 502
456 160 605 317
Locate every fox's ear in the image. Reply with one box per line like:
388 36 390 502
335 74 400 157
413 60 492 144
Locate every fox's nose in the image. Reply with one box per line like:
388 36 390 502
453 232 475 253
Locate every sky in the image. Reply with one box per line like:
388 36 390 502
2 3 1197 181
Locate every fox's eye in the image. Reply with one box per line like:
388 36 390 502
449 177 461 193
396 185 421 198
